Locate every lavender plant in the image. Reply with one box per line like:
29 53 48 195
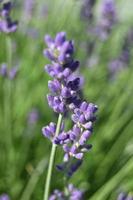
42 32 98 200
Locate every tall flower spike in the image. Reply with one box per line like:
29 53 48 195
42 32 98 163
42 32 98 200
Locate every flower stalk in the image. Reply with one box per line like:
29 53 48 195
44 113 63 200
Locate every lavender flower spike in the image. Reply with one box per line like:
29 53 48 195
42 32 98 200
42 32 98 162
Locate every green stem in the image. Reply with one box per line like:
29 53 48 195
43 113 63 200
6 36 12 69
5 36 15 184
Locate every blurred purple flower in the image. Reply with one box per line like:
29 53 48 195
0 1 18 33
0 194 10 200
23 0 35 22
28 108 39 125
117 193 133 200
8 67 18 80
0 63 7 77
49 184 83 200
98 0 117 40
109 29 133 76
0 64 18 80
87 0 116 41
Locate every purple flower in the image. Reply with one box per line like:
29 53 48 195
56 102 97 161
68 184 83 200
0 1 18 33
0 64 18 80
49 184 83 200
42 121 64 141
117 193 133 200
1 2 12 17
0 63 18 80
57 159 82 177
90 0 117 41
42 122 57 139
49 190 64 200
99 0 117 40
28 108 39 125
44 32 78 66
0 194 10 200
0 63 7 77
43 32 80 114
23 0 35 22
8 67 18 80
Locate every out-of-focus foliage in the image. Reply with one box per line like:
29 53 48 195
0 0 133 200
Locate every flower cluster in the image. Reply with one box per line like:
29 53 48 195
0 63 18 80
0 194 10 200
43 31 80 114
0 1 18 33
55 101 97 161
49 184 83 200
117 192 133 200
42 32 98 163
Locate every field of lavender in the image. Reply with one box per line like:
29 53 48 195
0 0 133 200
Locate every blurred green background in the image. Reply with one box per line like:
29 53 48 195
0 0 133 199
